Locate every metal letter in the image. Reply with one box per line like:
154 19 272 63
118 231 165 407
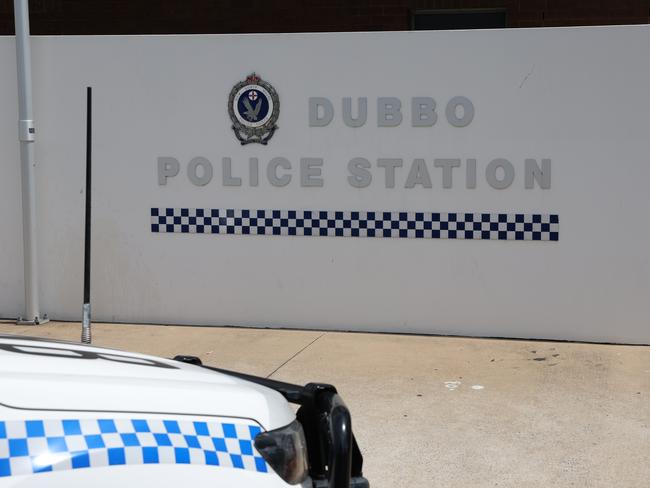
377 97 403 127
525 158 551 189
466 158 477 189
348 158 372 188
342 97 367 128
157 157 180 185
187 157 213 186
411 97 437 127
405 159 432 188
486 158 515 189
309 97 334 127
446 96 475 127
434 159 461 189
268 157 292 186
377 158 403 188
300 158 324 187
249 157 259 187
222 157 242 186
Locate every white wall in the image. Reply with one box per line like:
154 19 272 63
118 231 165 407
1 26 649 344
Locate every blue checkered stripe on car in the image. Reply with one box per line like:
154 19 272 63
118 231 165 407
151 208 559 241
0 418 268 478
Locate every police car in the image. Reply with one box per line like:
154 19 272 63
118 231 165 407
0 334 368 487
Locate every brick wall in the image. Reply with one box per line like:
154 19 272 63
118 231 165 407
0 0 648 35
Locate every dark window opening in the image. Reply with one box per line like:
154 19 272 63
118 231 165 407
412 9 507 31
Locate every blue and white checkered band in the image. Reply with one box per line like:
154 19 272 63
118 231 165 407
151 208 560 241
0 418 268 478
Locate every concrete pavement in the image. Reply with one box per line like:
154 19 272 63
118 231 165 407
0 320 648 487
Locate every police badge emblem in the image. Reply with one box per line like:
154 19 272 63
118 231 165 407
228 73 280 145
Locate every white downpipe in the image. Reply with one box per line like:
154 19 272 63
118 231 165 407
14 0 47 325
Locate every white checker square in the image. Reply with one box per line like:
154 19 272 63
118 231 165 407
101 433 123 448
78 420 101 436
242 455 257 471
152 446 172 464
137 433 156 447
124 447 142 465
0 440 9 458
207 424 225 439
167 434 184 447
225 438 241 454
5 422 27 438
64 435 87 452
50 454 73 472
114 419 135 434
87 447 109 468
235 424 251 440
198 436 214 451
217 451 233 468
189 449 203 465
9 457 32 476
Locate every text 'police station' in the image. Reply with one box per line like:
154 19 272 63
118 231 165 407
157 96 551 190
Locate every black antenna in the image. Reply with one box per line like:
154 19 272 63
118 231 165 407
81 86 92 344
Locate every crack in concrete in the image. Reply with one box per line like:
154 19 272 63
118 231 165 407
266 332 326 378
519 65 535 89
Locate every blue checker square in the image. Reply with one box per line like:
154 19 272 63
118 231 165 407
9 438 29 457
230 454 244 469
255 457 268 473
205 451 219 466
142 447 159 464
132 419 150 433
47 437 68 453
163 420 181 434
25 420 45 438
212 437 227 452
174 447 190 464
239 439 253 456
193 421 209 437
71 451 91 469
98 419 117 434
184 435 200 449
32 463 53 474
0 458 10 477
120 433 140 447
62 420 82 436
108 448 126 466
0 421 5 439
85 434 105 449
153 433 172 446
